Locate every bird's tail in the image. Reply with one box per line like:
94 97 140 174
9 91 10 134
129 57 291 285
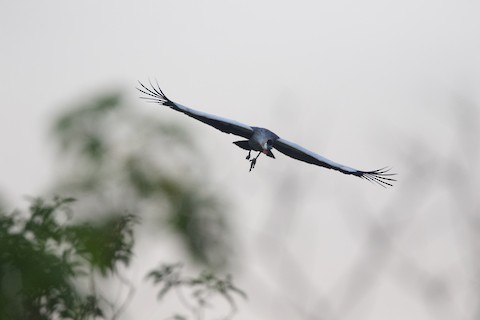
233 141 275 159
233 140 251 151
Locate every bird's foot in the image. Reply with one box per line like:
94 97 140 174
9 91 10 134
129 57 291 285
249 158 256 172
246 151 251 160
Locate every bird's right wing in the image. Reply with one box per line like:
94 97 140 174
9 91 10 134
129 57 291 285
137 81 254 139
274 138 396 187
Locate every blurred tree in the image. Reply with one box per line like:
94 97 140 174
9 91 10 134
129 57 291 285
0 196 244 320
0 196 133 319
0 88 243 320
147 263 246 320
50 90 232 268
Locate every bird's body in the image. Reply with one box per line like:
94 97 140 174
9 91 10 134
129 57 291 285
249 127 277 151
137 81 396 187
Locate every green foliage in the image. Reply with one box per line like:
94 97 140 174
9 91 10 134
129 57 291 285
148 263 246 320
0 89 244 319
66 214 137 276
0 196 244 320
53 93 122 162
50 91 232 269
0 196 136 320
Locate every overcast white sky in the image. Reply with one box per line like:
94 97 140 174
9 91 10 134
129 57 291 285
1 1 480 319
1 0 480 199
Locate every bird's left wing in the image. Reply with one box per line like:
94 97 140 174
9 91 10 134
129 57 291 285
274 138 396 187
137 81 254 139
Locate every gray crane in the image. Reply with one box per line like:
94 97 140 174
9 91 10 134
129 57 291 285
137 81 396 187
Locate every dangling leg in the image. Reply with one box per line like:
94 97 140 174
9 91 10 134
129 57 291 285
246 150 251 160
249 152 262 172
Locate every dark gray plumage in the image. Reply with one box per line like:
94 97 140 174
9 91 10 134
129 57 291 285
137 81 396 187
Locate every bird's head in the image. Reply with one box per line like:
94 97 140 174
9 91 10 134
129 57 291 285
263 139 274 151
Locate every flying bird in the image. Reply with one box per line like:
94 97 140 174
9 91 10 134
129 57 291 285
137 81 396 187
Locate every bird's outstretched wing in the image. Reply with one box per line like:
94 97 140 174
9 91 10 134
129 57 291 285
274 138 396 187
137 81 254 139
